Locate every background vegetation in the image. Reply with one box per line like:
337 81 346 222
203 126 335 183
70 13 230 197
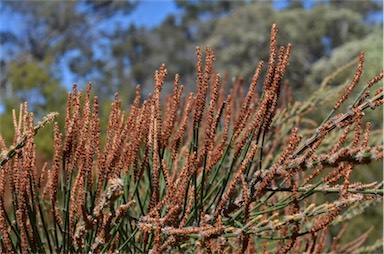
1 0 383 145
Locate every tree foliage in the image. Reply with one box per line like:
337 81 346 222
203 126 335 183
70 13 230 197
1 0 137 102
205 3 376 90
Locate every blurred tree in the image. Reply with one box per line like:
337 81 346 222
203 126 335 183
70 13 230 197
307 26 383 91
175 0 246 40
203 2 377 91
285 0 304 9
104 18 197 96
0 0 137 80
0 0 137 158
0 0 137 107
100 0 248 97
306 26 383 125
327 0 382 22
113 0 381 98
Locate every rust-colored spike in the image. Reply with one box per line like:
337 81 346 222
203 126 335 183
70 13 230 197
361 122 371 148
334 52 364 110
194 47 215 129
264 24 278 90
233 61 264 140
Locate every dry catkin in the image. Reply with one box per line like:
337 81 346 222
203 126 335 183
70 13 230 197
334 52 364 110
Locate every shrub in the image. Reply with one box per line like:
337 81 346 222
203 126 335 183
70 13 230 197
0 24 383 253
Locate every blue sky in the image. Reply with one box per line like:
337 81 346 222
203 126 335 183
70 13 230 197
122 0 318 28
128 0 179 28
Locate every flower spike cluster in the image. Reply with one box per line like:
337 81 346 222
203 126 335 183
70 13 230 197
0 24 382 253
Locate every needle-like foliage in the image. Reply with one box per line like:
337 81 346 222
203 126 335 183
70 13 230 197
0 24 383 253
